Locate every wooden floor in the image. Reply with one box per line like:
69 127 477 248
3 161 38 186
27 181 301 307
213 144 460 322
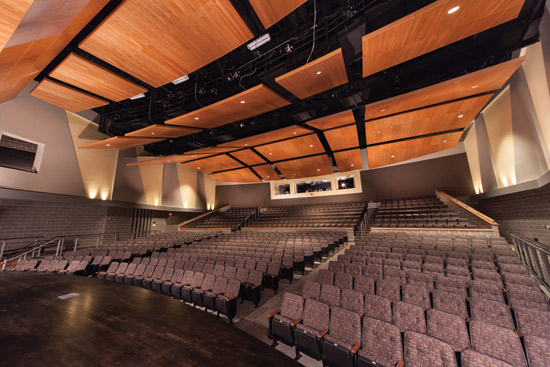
0 272 300 367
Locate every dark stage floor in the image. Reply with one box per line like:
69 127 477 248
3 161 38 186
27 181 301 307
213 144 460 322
0 272 300 367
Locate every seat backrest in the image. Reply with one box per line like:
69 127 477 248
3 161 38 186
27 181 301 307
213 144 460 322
181 270 195 285
302 298 329 331
161 267 174 281
91 256 103 265
353 276 375 295
427 309 470 352
125 263 137 275
317 269 334 285
280 292 304 321
133 264 146 277
524 334 550 367
301 280 321 300
193 262 204 272
115 262 128 274
105 261 119 273
470 297 514 330
212 276 228 294
223 266 237 278
328 307 361 348
334 272 353 290
266 262 279 276
235 268 249 283
469 320 527 367
142 264 156 278
362 317 403 367
201 274 216 290
320 284 341 308
213 264 225 277
402 284 431 311
190 272 204 288
404 331 457 367
340 289 364 315
461 349 513 367
247 270 262 285
224 278 241 299
393 301 426 333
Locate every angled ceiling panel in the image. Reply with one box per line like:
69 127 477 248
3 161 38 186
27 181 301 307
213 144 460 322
362 0 526 77
248 0 307 29
229 149 266 165
79 0 253 87
183 147 239 155
210 168 262 183
218 125 312 148
0 0 109 103
49 53 147 101
0 0 34 53
166 84 290 129
364 57 524 120
79 136 164 150
125 124 201 139
306 110 356 130
254 134 325 161
126 154 207 167
252 164 280 181
30 79 109 113
275 155 334 179
182 154 244 173
333 149 362 172
275 48 348 99
324 125 360 151
367 132 462 169
366 94 493 145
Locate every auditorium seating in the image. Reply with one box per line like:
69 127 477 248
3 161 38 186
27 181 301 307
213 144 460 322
268 231 550 366
372 195 490 229
250 202 365 228
188 207 256 229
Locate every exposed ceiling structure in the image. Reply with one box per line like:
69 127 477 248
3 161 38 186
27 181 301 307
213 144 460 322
0 0 545 183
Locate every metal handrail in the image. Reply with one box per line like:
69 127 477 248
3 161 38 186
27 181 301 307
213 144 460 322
511 233 550 290
2 236 61 270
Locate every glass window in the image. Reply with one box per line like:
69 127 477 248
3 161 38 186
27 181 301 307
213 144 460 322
337 176 355 190
296 180 332 193
277 184 291 195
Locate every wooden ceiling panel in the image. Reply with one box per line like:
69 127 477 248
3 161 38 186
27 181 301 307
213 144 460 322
275 49 348 99
367 132 462 169
126 155 207 167
334 149 362 172
210 168 262 183
366 94 492 145
183 147 239 155
229 149 266 165
364 58 524 120
218 125 312 148
255 134 325 161
275 155 334 179
0 0 109 103
182 154 244 174
30 79 109 112
0 0 34 53
125 124 201 139
49 53 147 101
324 125 360 151
79 0 253 87
252 164 280 181
79 136 164 150
306 110 356 130
167 84 290 129
362 0 525 77
248 0 307 29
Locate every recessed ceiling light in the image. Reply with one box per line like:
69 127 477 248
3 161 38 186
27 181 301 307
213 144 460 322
310 144 313 148
151 132 155 135
317 168 320 171
448 6 459 14
377 131 381 134
106 144 111 147
381 109 386 112
240 100 246 104
192 155 195 158
458 115 464 118
351 164 354 167
167 160 171 163
244 144 248 146
472 85 478 89
269 153 272 155
267 176 270 178
443 140 448 143
197 167 201 169
194 117 199 120
316 71 322 75
293 132 297 135
391 155 395 158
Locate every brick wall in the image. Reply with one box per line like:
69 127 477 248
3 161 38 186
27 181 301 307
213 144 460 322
0 200 134 252
0 135 37 153
476 182 550 244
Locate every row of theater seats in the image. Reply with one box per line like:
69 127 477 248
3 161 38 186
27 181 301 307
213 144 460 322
269 232 550 366
270 292 548 367
373 195 484 229
191 208 256 228
250 202 365 228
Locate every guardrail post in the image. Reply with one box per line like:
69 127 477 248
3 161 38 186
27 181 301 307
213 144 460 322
96 235 100 248
2 260 5 271
73 237 79 252
0 240 5 259
55 239 61 256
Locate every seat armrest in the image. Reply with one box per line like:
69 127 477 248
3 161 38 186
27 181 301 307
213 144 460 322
515 329 523 337
317 329 328 339
351 342 361 354
226 296 238 302
395 360 405 367
268 309 280 318
291 318 302 327
359 312 364 318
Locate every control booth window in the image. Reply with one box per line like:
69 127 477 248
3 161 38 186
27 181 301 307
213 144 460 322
277 184 290 195
0 134 43 173
296 180 332 193
338 176 355 190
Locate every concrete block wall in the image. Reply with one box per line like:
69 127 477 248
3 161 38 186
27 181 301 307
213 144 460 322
476 182 550 244
0 135 37 153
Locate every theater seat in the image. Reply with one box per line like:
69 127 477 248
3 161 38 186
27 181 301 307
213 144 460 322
215 278 241 323
269 293 304 346
301 280 320 300
469 320 528 367
191 273 215 307
263 262 280 293
295 298 329 361
524 334 550 367
364 294 392 323
461 349 513 367
245 270 263 307
393 301 426 334
203 276 228 312
404 331 457 367
322 307 361 367
171 270 194 299
427 309 470 351
181 272 204 303
357 317 403 367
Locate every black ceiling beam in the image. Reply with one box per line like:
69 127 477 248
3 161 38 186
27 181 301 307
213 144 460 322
230 0 266 38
